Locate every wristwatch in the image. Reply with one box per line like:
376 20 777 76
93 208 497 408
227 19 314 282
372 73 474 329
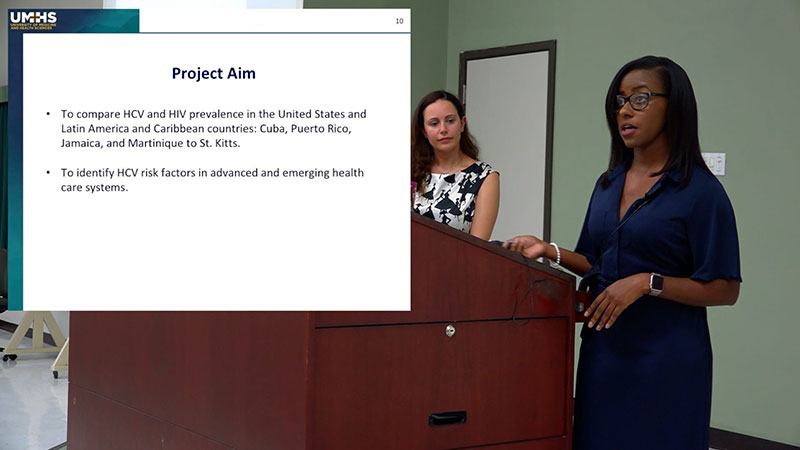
649 273 664 297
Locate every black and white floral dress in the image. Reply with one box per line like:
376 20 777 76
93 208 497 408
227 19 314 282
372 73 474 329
413 161 495 234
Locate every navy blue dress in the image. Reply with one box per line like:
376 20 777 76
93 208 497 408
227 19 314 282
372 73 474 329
572 163 741 450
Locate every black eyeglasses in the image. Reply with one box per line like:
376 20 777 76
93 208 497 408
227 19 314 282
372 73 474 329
616 92 668 111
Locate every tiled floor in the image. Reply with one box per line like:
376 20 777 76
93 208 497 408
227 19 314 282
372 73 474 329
0 329 68 450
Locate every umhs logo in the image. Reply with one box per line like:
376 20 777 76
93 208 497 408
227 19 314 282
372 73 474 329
9 11 57 31
9 11 58 24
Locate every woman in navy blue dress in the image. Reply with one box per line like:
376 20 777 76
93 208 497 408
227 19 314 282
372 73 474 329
506 56 741 449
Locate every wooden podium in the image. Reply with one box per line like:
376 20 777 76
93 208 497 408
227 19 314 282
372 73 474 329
68 214 576 449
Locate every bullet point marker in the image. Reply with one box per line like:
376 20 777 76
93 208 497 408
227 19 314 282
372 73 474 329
46 112 50 115
47 170 50 174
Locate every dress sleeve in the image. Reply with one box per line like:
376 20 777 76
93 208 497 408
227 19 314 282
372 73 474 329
473 162 497 193
687 179 742 282
574 175 604 266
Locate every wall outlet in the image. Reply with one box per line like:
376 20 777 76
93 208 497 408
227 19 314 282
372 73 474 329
702 152 726 176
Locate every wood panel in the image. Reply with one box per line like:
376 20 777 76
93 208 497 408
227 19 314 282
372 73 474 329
69 312 313 450
68 385 234 450
470 436 568 449
312 319 569 449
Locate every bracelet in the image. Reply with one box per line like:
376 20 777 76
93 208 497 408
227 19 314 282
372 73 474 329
549 242 561 266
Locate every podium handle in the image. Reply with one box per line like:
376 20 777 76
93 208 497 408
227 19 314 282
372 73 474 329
428 411 467 427
575 290 593 323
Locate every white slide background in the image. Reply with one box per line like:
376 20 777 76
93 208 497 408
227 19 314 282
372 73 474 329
22 18 409 310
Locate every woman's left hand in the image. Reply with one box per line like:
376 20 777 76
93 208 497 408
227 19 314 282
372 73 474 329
584 273 649 330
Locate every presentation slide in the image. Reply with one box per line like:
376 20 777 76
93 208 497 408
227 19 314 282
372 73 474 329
9 9 410 310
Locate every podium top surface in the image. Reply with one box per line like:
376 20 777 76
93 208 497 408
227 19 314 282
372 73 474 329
411 213 575 284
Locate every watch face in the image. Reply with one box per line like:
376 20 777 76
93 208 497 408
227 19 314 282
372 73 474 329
652 274 664 291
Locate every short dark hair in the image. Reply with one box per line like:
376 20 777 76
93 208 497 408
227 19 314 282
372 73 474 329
602 56 709 188
411 90 479 190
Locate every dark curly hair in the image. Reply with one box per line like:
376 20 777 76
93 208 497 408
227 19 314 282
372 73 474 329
411 90 480 191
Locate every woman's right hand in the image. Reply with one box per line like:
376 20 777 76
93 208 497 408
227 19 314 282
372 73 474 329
504 235 551 259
